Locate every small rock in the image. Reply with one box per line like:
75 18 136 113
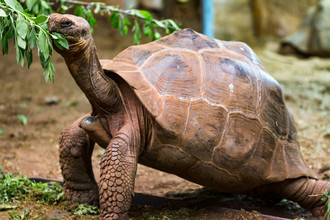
322 130 330 139
44 96 59 105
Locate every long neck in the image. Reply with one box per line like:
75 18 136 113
63 38 122 114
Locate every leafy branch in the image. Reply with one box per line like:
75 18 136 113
1 0 69 83
0 0 181 83
60 0 180 44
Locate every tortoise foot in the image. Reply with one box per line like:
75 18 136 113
310 205 324 218
64 187 99 205
100 212 128 220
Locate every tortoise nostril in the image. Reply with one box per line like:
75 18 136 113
49 25 57 33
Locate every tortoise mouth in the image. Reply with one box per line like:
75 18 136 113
48 27 81 45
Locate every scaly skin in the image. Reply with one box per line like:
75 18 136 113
254 177 329 216
98 126 138 220
59 114 99 205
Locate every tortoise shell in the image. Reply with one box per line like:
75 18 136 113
101 29 317 191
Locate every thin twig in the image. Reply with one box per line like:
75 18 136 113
52 0 179 31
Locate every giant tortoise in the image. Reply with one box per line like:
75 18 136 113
47 13 329 219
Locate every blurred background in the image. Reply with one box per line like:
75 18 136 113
0 0 329 219
97 0 317 40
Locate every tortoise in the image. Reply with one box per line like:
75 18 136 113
48 13 329 219
279 0 330 57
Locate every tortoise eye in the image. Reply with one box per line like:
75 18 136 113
62 21 73 28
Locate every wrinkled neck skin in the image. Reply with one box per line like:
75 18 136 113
61 38 122 115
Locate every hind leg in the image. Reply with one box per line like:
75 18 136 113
59 113 98 205
253 177 329 217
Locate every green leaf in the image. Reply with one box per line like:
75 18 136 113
17 35 26 49
2 37 9 54
28 28 36 48
73 204 99 215
4 0 24 11
322 190 329 201
40 54 55 83
43 67 50 82
123 18 131 25
110 12 119 28
33 14 48 24
17 114 27 125
26 0 38 11
40 0 50 10
32 3 39 14
0 129 4 135
143 22 152 37
38 30 49 59
139 10 152 20
87 11 97 27
26 48 33 68
0 9 7 17
119 24 128 36
152 20 166 28
74 5 86 18
16 14 28 38
152 30 161 41
2 27 14 54
15 46 24 67
52 33 69 49
40 52 47 69
167 19 180 31
94 3 101 14
132 20 142 45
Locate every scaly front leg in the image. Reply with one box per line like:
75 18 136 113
59 114 99 205
99 126 138 219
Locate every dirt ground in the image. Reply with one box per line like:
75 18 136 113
0 15 329 220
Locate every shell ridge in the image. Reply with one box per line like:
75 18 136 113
208 161 240 178
211 112 230 160
246 62 262 117
266 141 288 181
163 94 231 112
247 127 263 161
280 141 289 178
211 109 229 156
180 103 192 145
264 143 277 180
197 52 206 97
191 161 238 178
214 39 225 50
138 47 166 69
285 106 291 140
255 68 263 116
228 110 260 120
258 101 287 140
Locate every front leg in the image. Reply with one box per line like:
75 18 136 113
59 114 98 205
99 126 138 219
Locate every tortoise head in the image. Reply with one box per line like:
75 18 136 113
48 13 91 54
